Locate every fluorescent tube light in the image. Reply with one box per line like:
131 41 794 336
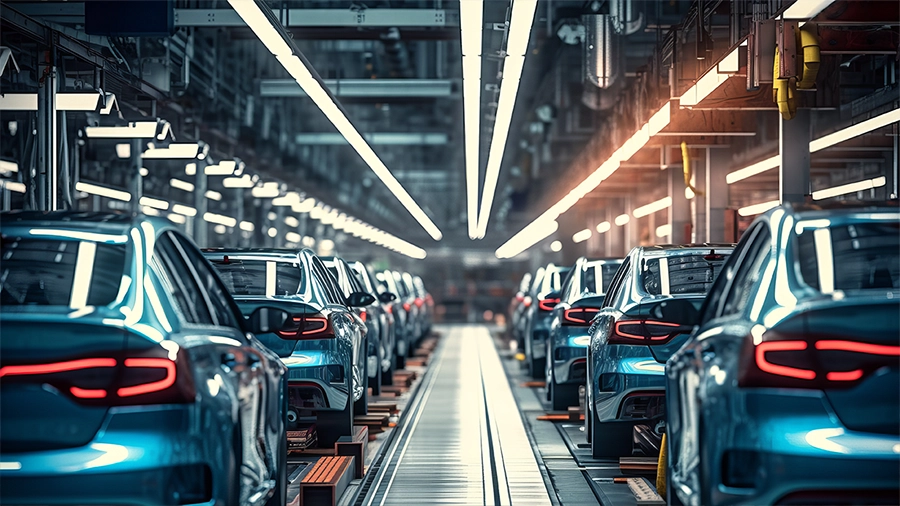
115 144 131 159
495 219 558 259
812 176 886 200
56 93 102 111
139 196 169 210
223 174 253 188
596 221 611 234
143 143 202 160
172 204 197 217
656 224 671 238
205 190 222 201
738 200 780 216
633 196 672 218
213 225 227 235
204 160 237 176
284 216 300 228
726 156 780 184
229 0 441 241
573 229 592 243
251 182 280 198
84 121 159 139
810 109 900 153
1 180 26 193
75 182 131 202
615 214 630 226
285 232 301 243
142 206 161 216
0 93 38 111
461 0 483 239
550 240 562 252
140 167 149 177
0 160 17 174
475 0 539 239
240 221 255 232
170 178 195 193
168 213 187 224
204 212 237 227
273 191 300 207
292 197 316 213
783 0 835 19
185 163 197 176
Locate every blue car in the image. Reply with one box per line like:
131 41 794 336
203 248 372 448
586 244 733 458
523 263 573 379
350 260 398 391
545 257 623 411
665 203 900 505
0 212 290 506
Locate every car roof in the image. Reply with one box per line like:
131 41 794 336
201 247 312 261
1 211 141 235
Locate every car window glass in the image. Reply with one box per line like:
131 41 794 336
602 257 631 309
641 252 731 296
173 233 241 330
312 258 343 304
721 226 771 317
0 237 126 307
165 232 223 326
155 233 212 324
610 263 634 309
209 257 304 297
797 221 899 292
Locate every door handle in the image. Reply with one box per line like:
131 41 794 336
221 352 238 368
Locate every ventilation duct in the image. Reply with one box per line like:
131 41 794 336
583 14 619 89
609 0 644 35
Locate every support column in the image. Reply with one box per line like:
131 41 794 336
779 108 811 204
36 55 57 211
668 165 691 244
604 207 614 256
194 167 208 247
623 196 634 252
691 151 707 243
234 190 245 247
611 203 626 257
130 139 142 213
706 148 731 242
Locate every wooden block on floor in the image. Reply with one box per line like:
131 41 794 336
394 369 418 381
568 406 584 422
619 456 659 473
392 374 413 388
381 385 408 395
299 455 355 506
367 401 399 414
405 358 427 367
335 426 368 479
354 414 389 434
520 381 545 388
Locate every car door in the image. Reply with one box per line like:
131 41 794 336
157 231 269 502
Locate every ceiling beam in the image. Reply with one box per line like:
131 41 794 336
260 79 454 99
295 132 449 146
174 8 457 27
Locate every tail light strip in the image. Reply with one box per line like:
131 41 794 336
614 320 682 341
118 358 177 397
538 298 560 311
563 308 599 325
754 339 900 383
0 358 117 378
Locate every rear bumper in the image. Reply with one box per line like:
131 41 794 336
283 352 351 411
551 328 590 384
0 406 225 506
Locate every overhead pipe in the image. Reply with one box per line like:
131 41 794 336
583 14 619 89
773 27 820 120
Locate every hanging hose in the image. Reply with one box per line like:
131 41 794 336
681 141 704 196
773 27 819 119
773 45 797 120
656 432 667 497
797 28 820 89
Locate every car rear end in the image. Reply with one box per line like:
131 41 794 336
1 220 220 506
526 264 571 377
711 213 900 504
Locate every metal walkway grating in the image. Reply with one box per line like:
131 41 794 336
362 326 552 506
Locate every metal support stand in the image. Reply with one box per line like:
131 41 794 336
234 190 245 247
668 165 691 244
36 57 57 211
706 148 731 242
194 168 208 247
779 108 811 204
130 139 142 213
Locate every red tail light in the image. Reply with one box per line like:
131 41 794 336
403 302 411 311
563 308 600 326
538 298 560 311
523 296 533 308
0 347 195 406
515 294 524 302
276 314 336 340
359 310 367 322
739 331 900 389
385 304 393 314
609 319 688 345
415 298 424 308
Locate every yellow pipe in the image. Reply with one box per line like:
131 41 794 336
656 432 667 497
681 142 703 196
798 28 820 89
773 45 797 120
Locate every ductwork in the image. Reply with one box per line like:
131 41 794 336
583 14 619 89
609 0 645 35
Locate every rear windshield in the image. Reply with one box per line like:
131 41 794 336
641 252 730 296
351 264 375 294
210 259 303 297
797 221 899 292
583 261 622 295
1 237 126 307
540 266 571 297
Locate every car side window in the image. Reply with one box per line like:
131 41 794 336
699 231 753 324
170 232 242 331
153 233 213 325
602 257 631 309
721 225 772 317
312 258 343 305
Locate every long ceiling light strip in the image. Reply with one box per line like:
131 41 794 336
738 200 780 216
494 102 670 258
75 182 131 202
228 0 442 241
727 108 900 184
475 0 539 239
496 219 558 259
812 176 886 200
460 0 483 239
633 196 672 218
782 0 835 19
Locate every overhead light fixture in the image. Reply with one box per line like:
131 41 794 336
284 216 300 228
460 0 483 239
573 229 592 243
679 46 741 107
1 92 109 112
596 221 611 234
228 0 442 241
738 200 780 216
168 213 187 224
292 197 316 213
116 144 131 159
139 196 169 210
251 182 280 198
267 227 278 238
782 0 835 19
204 212 237 227
728 109 900 184
615 214 630 226
172 204 197 217
205 160 237 176
475 0 539 239
495 219 558 259
240 221 255 232
550 240 562 252
0 160 18 174
1 180 26 193
75 181 131 202
142 206 161 217
223 174 254 188
84 121 163 139
273 191 301 207
213 225 227 235
185 163 197 176
170 178 195 193
285 231 302 243
139 167 149 177
205 190 222 201
656 224 671 238
812 176 886 200
633 196 672 218
143 143 205 160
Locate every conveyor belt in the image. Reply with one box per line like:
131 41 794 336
360 326 551 506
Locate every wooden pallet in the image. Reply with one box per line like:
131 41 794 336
299 456 355 506
335 426 368 478
367 401 399 415
354 413 390 434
